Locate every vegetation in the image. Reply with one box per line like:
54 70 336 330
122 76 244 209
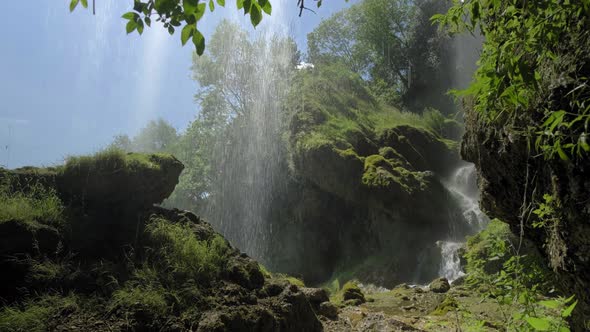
308 0 456 114
0 182 64 228
434 0 590 161
146 218 230 282
69 0 277 54
0 294 78 332
464 219 576 331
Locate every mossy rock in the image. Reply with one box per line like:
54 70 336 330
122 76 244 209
342 281 366 304
58 150 183 208
429 277 450 294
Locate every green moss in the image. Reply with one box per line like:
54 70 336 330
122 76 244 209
361 155 426 193
431 295 458 316
61 148 175 176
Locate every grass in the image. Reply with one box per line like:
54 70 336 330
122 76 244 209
0 182 64 228
61 148 173 176
147 218 230 282
0 294 78 332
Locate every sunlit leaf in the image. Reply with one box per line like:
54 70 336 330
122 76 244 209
122 12 136 20
81 0 88 8
524 317 551 331
183 0 199 14
69 0 80 12
181 24 195 46
217 0 226 7
562 300 577 318
126 20 137 34
261 1 271 15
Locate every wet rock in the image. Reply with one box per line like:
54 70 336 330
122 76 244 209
301 287 329 308
318 301 338 319
429 277 450 293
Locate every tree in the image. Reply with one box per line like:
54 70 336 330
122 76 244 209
306 0 455 114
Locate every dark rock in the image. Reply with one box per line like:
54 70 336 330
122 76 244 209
451 275 466 287
301 287 329 308
318 301 338 319
429 278 450 293
226 256 265 290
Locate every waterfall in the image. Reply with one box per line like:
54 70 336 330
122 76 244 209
204 0 294 263
438 164 488 282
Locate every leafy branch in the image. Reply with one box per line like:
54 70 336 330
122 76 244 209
69 0 273 55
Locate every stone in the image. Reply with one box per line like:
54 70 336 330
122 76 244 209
429 277 450 293
301 287 329 307
318 301 338 319
342 282 366 304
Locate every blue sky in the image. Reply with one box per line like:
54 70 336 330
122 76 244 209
0 0 356 168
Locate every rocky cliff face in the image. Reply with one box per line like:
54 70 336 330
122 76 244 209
0 151 323 331
462 109 590 329
260 67 473 287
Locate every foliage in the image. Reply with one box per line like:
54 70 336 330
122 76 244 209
464 219 575 331
0 294 78 332
146 218 230 282
307 0 456 113
434 0 590 161
61 148 176 179
0 181 64 228
69 0 274 54
111 119 178 153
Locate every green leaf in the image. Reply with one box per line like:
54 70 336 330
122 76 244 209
217 0 226 6
538 299 560 309
137 19 144 35
126 20 138 34
237 0 244 9
181 24 195 46
261 1 272 15
183 0 199 15
250 3 262 27
122 12 136 20
81 0 88 8
145 17 151 27
168 25 175 35
192 29 206 55
209 0 215 11
317 0 322 7
562 300 577 318
69 0 80 12
524 317 551 331
556 144 569 161
243 0 252 14
195 3 207 20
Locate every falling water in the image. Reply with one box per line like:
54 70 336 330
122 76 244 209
438 164 489 282
205 0 295 262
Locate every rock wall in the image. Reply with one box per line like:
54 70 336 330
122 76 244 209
462 109 590 329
